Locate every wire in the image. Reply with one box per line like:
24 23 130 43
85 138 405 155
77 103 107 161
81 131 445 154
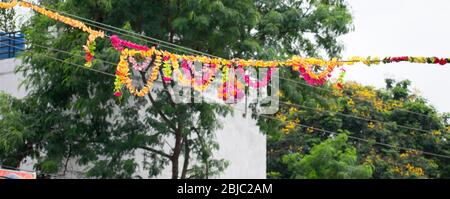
22 0 219 59
1 54 448 177
1 39 439 135
2 36 119 67
24 0 450 68
1 36 437 122
14 3 437 120
0 41 116 77
277 74 435 119
278 101 434 134
6 41 446 159
211 100 450 160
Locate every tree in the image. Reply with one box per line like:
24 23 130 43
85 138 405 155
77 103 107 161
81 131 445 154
265 79 450 179
282 133 373 179
0 92 26 167
0 0 355 178
0 1 16 32
13 0 251 179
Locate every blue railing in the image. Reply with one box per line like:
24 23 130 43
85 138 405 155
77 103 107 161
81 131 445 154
0 31 25 60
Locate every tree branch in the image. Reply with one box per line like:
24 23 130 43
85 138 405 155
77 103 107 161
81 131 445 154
139 71 178 132
138 146 171 159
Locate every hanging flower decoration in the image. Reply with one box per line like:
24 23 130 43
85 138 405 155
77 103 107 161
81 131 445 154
176 58 219 92
162 52 173 83
128 55 152 71
291 56 343 86
115 48 160 97
218 77 245 101
15 1 105 67
335 67 346 90
110 35 149 52
235 66 275 88
3 2 450 101
0 0 17 9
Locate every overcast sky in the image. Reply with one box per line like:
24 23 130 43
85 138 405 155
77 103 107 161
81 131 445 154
340 0 450 113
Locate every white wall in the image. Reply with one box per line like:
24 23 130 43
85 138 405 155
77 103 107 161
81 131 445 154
0 58 266 179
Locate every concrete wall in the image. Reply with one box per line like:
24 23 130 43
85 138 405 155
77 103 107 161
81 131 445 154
0 58 266 178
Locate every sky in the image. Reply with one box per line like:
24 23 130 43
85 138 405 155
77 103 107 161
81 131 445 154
340 0 450 113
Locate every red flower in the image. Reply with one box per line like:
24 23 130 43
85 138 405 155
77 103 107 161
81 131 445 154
85 53 94 62
114 92 122 97
434 57 440 64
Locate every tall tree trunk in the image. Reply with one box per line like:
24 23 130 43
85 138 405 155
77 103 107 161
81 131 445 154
181 136 190 179
171 128 182 179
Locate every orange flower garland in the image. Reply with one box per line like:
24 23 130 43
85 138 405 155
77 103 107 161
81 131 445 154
0 0 18 9
16 1 105 67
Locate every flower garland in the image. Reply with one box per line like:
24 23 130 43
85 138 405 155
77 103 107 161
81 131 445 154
110 35 149 52
162 52 173 82
3 1 106 67
128 55 152 71
335 67 346 89
114 48 160 97
346 56 450 66
291 56 343 86
107 36 450 99
235 66 275 88
176 59 218 92
0 0 17 9
218 77 245 101
3 0 449 100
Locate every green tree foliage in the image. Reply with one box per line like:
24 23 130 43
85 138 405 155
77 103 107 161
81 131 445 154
265 80 450 179
282 133 373 179
0 0 352 178
0 3 16 32
0 92 26 167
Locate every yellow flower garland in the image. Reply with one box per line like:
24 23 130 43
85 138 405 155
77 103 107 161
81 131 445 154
116 48 160 97
1 1 105 67
0 0 17 9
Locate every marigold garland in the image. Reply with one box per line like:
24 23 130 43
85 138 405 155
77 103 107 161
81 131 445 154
1 1 105 67
3 3 450 100
0 0 17 9
115 48 160 97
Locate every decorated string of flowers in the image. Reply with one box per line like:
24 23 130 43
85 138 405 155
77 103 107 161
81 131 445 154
111 35 223 95
109 35 450 100
177 59 218 92
346 56 450 66
1 1 105 67
235 66 275 89
114 48 160 97
0 0 17 9
3 2 450 100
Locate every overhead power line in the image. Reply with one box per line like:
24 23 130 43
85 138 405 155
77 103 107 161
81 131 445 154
0 40 440 135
